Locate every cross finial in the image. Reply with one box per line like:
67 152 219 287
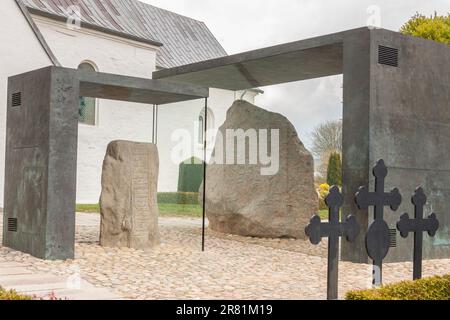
354 159 402 286
326 186 344 208
355 160 401 215
412 187 427 213
373 159 388 180
398 187 439 238
325 186 343 222
305 186 359 300
397 187 439 280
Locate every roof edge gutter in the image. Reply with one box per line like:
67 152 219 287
15 0 61 66
27 7 164 48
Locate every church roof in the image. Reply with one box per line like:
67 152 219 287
21 0 227 69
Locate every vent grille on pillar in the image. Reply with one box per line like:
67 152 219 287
12 92 22 107
389 228 397 248
8 218 18 232
378 45 399 67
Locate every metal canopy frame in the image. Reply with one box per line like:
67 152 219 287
3 66 209 260
152 28 359 89
153 26 450 297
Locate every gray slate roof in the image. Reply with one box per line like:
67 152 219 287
21 0 227 69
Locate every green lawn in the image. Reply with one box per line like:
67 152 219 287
158 203 202 218
317 210 347 221
76 204 100 213
77 204 327 220
76 203 202 218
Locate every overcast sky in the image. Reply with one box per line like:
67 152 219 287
141 0 449 149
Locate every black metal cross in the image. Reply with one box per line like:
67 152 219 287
397 187 439 280
305 186 359 300
355 159 402 286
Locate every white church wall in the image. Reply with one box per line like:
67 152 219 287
31 16 158 78
0 0 53 207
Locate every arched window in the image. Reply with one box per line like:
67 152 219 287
198 108 215 146
198 114 204 144
78 62 97 125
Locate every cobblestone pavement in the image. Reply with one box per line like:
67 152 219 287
0 213 449 300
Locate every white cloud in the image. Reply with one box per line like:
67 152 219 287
141 0 449 149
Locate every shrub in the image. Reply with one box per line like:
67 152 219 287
319 198 327 211
318 183 330 198
157 192 199 205
178 157 204 193
318 183 330 210
346 275 450 300
0 287 32 300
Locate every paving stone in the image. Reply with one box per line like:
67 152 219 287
0 213 449 300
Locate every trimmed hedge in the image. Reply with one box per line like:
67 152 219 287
157 192 199 205
346 275 450 300
0 287 32 300
178 157 204 193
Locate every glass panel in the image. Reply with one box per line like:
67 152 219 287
79 96 96 125
78 62 96 125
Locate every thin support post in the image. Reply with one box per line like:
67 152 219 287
152 104 155 144
202 98 208 252
155 105 159 145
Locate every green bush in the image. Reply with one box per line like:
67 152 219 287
326 152 342 186
318 183 330 210
346 275 450 300
157 192 199 205
0 287 32 300
319 197 327 210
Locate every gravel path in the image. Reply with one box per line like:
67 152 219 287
0 213 449 300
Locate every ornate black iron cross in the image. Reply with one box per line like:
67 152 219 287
397 187 439 280
305 186 359 300
355 159 402 286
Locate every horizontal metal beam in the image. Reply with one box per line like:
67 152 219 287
152 28 373 90
75 68 209 105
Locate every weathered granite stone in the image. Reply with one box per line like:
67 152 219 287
201 100 318 239
100 141 160 249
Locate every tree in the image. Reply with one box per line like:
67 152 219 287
327 152 342 187
311 120 342 179
400 12 450 44
311 120 342 158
